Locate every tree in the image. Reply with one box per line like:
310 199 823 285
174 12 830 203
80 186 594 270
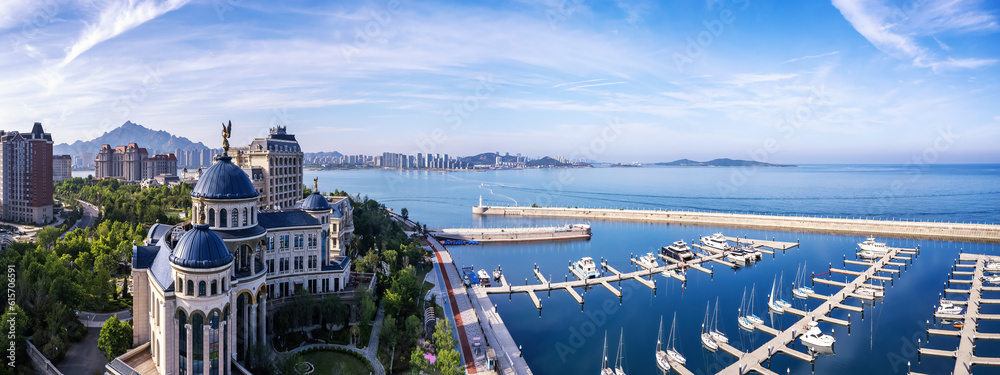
436 346 462 375
0 306 28 375
409 345 432 375
400 207 409 220
360 293 376 327
432 318 457 353
380 315 398 351
404 314 423 345
385 266 420 317
98 316 133 360
37 226 62 248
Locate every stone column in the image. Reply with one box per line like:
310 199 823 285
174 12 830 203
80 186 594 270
221 320 228 375
258 294 267 343
186 323 193 375
249 302 257 348
203 328 210 375
242 300 249 356
174 318 180 375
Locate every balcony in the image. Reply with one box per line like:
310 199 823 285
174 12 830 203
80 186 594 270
234 258 265 279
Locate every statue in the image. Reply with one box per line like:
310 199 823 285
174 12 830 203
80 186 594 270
313 177 318 192
197 195 206 224
221 120 232 156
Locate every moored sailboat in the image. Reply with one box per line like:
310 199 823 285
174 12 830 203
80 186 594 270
655 316 671 372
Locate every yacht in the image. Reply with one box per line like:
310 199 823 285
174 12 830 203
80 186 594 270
737 288 755 331
856 284 884 298
986 261 1000 272
574 257 600 279
613 329 627 375
477 269 492 286
858 236 891 255
601 332 614 375
700 233 729 252
701 303 718 352
857 249 879 260
936 299 963 315
984 275 1000 284
666 312 686 365
745 285 763 325
709 297 728 344
734 243 761 262
767 277 784 314
726 246 750 264
799 321 836 347
637 252 659 269
655 317 671 372
661 240 696 262
792 263 814 299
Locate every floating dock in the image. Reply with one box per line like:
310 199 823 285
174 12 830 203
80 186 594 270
912 253 1000 375
431 224 591 243
472 205 1000 243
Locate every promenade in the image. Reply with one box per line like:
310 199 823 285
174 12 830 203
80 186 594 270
473 206 1000 243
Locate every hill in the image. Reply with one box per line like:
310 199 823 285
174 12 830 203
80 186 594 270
53 121 209 159
458 152 519 166
526 157 577 167
653 158 795 167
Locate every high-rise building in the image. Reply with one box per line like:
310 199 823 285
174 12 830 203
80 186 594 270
96 143 177 182
232 126 303 210
141 153 178 180
0 122 53 224
53 155 72 182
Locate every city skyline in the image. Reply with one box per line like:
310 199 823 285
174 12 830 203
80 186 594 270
2 1 1000 163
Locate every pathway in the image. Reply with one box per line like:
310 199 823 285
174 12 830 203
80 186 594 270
288 304 385 375
77 310 133 328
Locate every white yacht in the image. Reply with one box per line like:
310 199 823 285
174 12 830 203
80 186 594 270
666 312 686 365
655 317 671 372
856 284 884 298
792 263 814 299
737 287 755 331
799 321 836 347
745 286 763 324
574 257 600 279
613 329 627 375
701 303 718 352
984 275 1000 284
858 236 891 255
700 233 729 251
936 299 963 315
601 332 614 375
662 240 696 262
710 297 728 344
767 277 784 314
726 245 750 264
986 261 1000 272
637 252 659 269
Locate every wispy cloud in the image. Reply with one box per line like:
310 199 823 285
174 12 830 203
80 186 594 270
61 0 192 67
553 78 607 88
782 51 840 64
564 81 626 91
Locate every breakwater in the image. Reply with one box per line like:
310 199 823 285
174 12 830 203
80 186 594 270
472 206 1000 243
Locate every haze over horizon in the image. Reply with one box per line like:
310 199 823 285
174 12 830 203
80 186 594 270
2 0 999 164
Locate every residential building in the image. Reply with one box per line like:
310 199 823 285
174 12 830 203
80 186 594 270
53 154 72 182
0 122 53 224
96 143 177 182
231 126 303 210
141 153 178 180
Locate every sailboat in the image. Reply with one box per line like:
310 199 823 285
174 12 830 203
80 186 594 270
655 316 671 372
701 302 718 351
737 287 755 331
776 273 791 309
745 284 763 325
613 328 627 375
601 332 614 375
667 312 686 365
793 262 814 299
710 297 728 343
768 276 785 314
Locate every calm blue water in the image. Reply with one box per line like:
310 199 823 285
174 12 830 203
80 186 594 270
299 165 1000 375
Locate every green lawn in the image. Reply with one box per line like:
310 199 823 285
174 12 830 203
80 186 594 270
298 350 372 375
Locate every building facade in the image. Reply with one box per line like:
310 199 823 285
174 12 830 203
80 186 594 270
141 153 178 180
232 126 303 210
111 132 358 375
96 143 178 182
53 154 72 182
0 123 53 224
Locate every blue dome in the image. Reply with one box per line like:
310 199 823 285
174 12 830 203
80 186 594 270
301 192 331 211
191 155 259 199
170 224 233 268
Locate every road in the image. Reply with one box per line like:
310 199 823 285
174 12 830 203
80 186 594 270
60 200 99 238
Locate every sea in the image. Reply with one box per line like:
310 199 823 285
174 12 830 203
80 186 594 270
74 165 1000 374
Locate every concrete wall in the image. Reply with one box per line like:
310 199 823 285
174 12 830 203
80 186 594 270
26 339 63 375
473 206 1000 243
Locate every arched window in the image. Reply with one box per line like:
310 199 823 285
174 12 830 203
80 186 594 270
251 208 255 225
209 312 220 375
231 209 238 227
243 208 248 226
222 306 229 369
177 278 183 293
219 209 227 228
199 281 206 296
221 279 226 293
208 208 215 227
177 310 187 375
192 314 204 374
187 280 194 296
211 280 218 295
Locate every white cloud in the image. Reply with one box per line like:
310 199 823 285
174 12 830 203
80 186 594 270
781 51 840 64
61 0 192 67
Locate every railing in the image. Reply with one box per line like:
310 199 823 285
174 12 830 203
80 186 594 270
26 338 63 375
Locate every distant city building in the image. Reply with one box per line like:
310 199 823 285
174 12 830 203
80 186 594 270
53 154 72 182
0 122 54 224
96 143 177 182
232 126 303 210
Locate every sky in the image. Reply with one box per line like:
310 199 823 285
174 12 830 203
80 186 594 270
1 0 999 163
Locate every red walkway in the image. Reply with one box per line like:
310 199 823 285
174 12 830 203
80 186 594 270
427 237 478 374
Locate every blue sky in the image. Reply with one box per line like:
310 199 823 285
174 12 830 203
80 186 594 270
1 0 998 163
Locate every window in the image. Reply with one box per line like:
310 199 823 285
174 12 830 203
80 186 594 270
231 209 238 227
308 234 317 248
199 281 206 296
267 236 274 250
243 208 248 226
177 278 183 293
322 279 329 293
177 310 187 375
279 258 289 272
267 259 274 274
211 280 217 295
219 209 227 228
308 255 316 269
308 279 317 294
280 235 289 249
208 208 215 227
221 279 225 292
294 234 304 248
251 209 255 225
294 256 303 271
187 280 194 296
209 312 219 375
192 314 204 374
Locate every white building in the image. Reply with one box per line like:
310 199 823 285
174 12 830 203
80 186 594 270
109 140 358 375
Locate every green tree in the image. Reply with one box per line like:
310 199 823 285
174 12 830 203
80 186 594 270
37 226 62 248
384 266 420 318
408 345 432 375
360 293 376 327
404 314 423 346
98 316 132 360
380 314 398 350
400 207 408 220
0 306 28 375
433 318 457 353
436 346 462 375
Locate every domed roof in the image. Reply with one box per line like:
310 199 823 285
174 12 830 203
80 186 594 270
169 224 233 269
301 192 331 211
191 155 259 199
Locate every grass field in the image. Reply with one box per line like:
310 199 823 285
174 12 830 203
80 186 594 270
298 350 372 375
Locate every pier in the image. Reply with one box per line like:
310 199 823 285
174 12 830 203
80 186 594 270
472 205 1000 243
911 253 1000 375
431 224 591 243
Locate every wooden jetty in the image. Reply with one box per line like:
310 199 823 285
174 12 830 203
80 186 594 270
913 253 1000 375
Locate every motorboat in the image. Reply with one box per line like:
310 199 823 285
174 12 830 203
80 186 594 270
726 246 750 264
936 299 963 315
477 269 492 286
857 249 880 260
856 285 884 299
986 261 1000 272
799 321 835 347
492 268 502 281
700 233 729 252
655 317 671 372
701 303 718 352
858 236 891 255
661 240 696 262
984 275 1000 284
666 312 686 365
637 252 659 269
733 243 761 262
574 257 600 279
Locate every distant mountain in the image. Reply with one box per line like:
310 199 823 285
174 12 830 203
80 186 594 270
53 121 209 159
458 152 518 165
653 158 796 167
526 157 577 167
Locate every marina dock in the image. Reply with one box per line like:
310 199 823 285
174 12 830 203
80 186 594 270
912 253 1000 375
472 205 1000 243
431 224 591 243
